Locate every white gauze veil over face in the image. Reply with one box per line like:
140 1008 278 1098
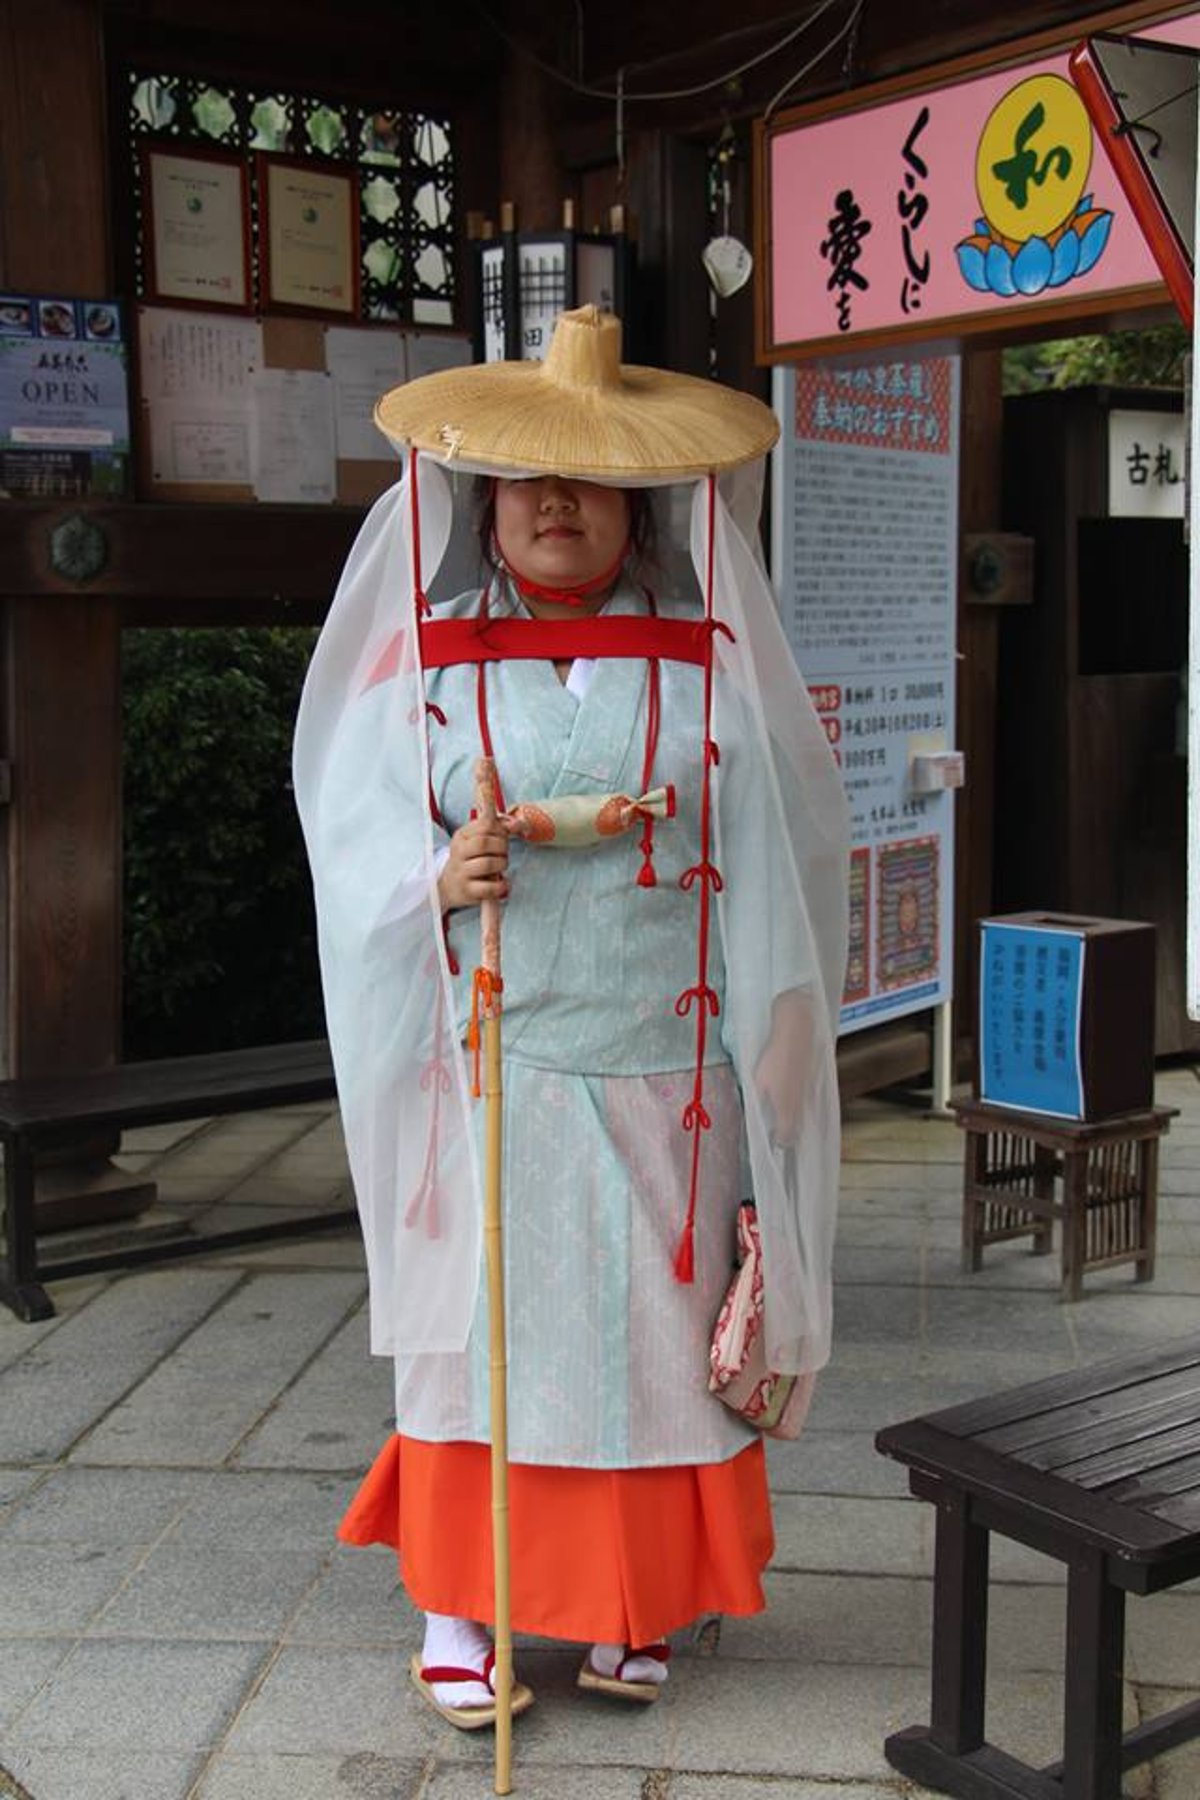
294 438 849 1376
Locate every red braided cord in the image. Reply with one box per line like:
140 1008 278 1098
637 589 661 888
473 582 506 813
672 474 722 1284
409 447 431 621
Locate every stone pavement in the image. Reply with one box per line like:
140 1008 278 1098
2 1066 1200 1800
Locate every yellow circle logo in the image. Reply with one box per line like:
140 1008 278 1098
976 74 1092 243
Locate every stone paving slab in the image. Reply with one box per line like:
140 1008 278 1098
1 1465 205 1545
922 1286 1080 1354
0 1541 144 1635
837 1167 963 1197
916 1344 1081 1388
986 1540 1068 1587
770 1495 929 1578
424 1764 648 1800
188 1202 350 1243
149 1118 316 1177
285 1544 416 1647
0 1748 204 1800
171 1468 359 1549
829 1285 922 1346
766 1429 907 1498
659 1660 931 1780
672 1781 906 1800
86 1541 329 1641
803 1377 929 1438
1065 1292 1200 1360
0 1641 74 1732
117 1117 211 1153
835 1210 934 1248
815 1340 925 1379
222 1644 679 1768
193 1751 429 1800
0 1076 1196 1800
71 1269 364 1467
831 1246 923 1287
232 1303 393 1472
0 1268 241 1463
718 1572 928 1667
207 1231 370 1272
1126 1588 1200 1684
7 1639 268 1750
0 1471 42 1522
207 1173 349 1210
0 1280 109 1379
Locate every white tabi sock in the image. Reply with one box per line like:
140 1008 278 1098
588 1639 669 1686
421 1612 494 1708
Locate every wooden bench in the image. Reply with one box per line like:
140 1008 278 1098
0 1039 347 1323
876 1334 1200 1800
953 1098 1176 1301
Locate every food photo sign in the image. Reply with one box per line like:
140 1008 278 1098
0 294 129 497
756 2 1200 360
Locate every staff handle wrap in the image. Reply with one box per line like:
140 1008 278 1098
474 757 503 1008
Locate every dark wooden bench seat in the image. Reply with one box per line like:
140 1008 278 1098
877 1333 1200 1799
0 1039 347 1323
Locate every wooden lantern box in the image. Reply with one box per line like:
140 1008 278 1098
978 912 1156 1122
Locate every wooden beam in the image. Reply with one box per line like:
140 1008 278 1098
0 503 363 613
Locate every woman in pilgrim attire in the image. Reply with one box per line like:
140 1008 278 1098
293 306 848 1726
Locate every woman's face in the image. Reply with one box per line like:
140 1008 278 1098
493 476 630 595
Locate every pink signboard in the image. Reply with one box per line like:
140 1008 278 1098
760 7 1200 359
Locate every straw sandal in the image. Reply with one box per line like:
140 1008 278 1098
576 1642 671 1704
409 1649 535 1731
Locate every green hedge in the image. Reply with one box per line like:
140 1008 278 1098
122 626 324 1059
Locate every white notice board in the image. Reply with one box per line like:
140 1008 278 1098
772 353 960 1035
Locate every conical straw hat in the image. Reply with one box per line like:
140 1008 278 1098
374 305 779 479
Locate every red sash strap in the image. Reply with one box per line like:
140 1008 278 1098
421 615 713 669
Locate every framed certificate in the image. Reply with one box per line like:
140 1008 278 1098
259 155 360 317
141 142 253 312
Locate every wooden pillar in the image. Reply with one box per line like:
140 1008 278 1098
624 131 710 377
0 0 124 1096
498 37 567 232
954 347 1004 1069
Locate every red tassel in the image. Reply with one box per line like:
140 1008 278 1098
636 817 657 888
673 1222 695 1283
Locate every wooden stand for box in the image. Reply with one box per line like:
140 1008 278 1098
952 1098 1176 1301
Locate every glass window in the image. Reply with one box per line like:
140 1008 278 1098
125 69 457 326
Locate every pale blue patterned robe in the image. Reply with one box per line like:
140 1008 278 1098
392 579 796 1468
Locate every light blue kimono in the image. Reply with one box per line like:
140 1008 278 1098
392 579 764 1467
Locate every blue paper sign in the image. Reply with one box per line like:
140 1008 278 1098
979 921 1085 1118
0 294 128 497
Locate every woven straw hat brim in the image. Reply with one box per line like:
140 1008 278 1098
374 359 779 479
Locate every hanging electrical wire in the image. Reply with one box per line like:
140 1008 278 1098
764 0 865 118
470 0 858 106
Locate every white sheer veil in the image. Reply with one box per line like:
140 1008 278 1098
293 452 849 1372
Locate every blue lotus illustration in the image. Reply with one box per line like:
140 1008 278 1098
956 195 1113 297
958 74 1113 300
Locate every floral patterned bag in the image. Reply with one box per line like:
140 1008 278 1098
708 1204 814 1440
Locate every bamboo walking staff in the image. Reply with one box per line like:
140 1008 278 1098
473 754 514 1794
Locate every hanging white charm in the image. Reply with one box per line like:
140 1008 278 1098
702 235 753 299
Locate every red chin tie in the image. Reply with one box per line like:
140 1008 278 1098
507 543 630 609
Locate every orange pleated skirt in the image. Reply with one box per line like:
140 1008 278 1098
338 1433 774 1645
